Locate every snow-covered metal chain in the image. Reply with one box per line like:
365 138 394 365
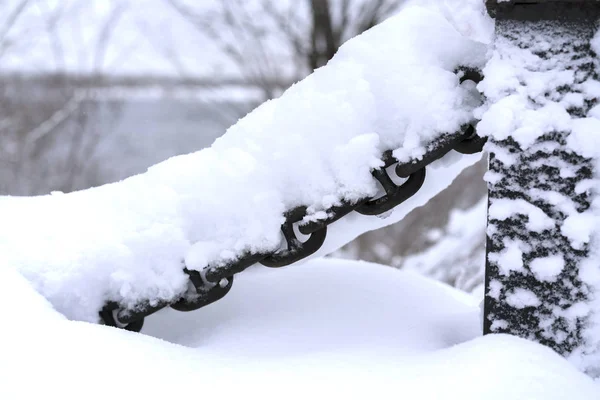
100 69 487 332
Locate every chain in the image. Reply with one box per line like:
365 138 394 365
100 68 486 332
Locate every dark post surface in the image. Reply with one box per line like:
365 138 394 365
487 0 600 21
484 0 600 375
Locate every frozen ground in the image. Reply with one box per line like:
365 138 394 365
1 258 597 399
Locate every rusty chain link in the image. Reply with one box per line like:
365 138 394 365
100 68 486 332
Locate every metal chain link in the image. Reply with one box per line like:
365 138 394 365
100 68 486 332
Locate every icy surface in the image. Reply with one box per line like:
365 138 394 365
2 258 598 399
0 5 486 322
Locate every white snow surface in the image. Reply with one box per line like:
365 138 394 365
0 5 486 323
2 257 598 399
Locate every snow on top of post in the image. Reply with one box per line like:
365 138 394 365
0 5 490 322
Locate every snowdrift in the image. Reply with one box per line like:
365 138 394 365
1 258 597 399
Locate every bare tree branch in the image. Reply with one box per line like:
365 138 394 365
24 91 86 147
0 0 30 57
35 0 68 71
94 3 128 73
166 0 403 92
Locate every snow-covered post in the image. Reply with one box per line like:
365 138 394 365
483 0 600 375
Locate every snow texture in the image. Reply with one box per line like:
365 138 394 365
489 239 525 276
0 5 487 323
1 257 598 399
530 255 565 283
479 18 600 377
506 288 541 309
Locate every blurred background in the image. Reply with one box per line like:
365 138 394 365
0 0 487 295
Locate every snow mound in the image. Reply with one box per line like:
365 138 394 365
142 258 480 352
0 4 487 322
1 258 596 399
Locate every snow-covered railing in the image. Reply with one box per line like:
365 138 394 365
482 0 600 377
0 7 486 330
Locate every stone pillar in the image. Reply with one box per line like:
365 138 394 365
483 0 600 376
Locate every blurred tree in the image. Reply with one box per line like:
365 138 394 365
166 0 403 99
0 0 126 195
